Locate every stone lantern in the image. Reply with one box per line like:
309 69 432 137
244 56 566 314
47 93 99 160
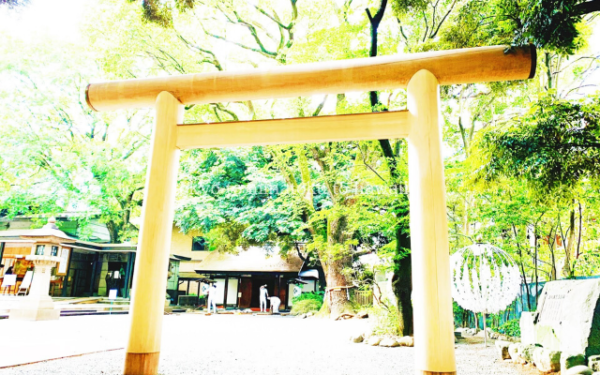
9 218 76 321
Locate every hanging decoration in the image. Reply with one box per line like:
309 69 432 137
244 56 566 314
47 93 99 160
450 243 521 344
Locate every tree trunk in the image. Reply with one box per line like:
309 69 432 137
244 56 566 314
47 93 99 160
545 52 554 91
576 202 583 259
534 225 539 308
106 221 120 243
322 258 353 317
393 228 413 336
319 215 354 317
562 209 576 278
512 224 532 310
366 0 413 335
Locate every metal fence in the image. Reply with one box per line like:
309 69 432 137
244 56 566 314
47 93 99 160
178 295 200 306
455 275 600 329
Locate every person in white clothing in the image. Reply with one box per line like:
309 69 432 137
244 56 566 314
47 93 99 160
207 283 218 314
259 284 269 312
269 296 281 314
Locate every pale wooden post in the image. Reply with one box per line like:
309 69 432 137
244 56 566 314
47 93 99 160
407 70 457 375
124 91 183 375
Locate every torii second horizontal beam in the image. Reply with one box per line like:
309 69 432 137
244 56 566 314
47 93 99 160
86 45 535 112
176 111 410 150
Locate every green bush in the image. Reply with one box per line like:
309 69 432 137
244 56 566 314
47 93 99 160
292 291 324 304
495 319 521 337
370 304 401 336
291 299 322 315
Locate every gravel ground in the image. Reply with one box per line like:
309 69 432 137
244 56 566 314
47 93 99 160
0 314 538 375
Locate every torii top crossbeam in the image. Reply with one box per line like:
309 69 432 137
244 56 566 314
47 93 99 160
86 45 535 111
85 45 535 375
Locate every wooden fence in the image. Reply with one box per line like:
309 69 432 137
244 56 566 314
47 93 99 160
352 290 373 307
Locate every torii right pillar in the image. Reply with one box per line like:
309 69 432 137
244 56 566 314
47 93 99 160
407 69 456 375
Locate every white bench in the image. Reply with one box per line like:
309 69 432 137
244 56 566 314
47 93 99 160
16 271 33 296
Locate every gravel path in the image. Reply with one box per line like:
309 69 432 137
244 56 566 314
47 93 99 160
0 314 537 375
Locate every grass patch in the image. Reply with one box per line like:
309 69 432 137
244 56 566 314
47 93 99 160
291 299 322 315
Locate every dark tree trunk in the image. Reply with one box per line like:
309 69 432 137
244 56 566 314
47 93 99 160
393 233 413 335
106 221 120 243
367 0 413 335
534 226 539 308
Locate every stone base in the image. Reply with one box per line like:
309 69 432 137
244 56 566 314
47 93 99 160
10 307 60 321
9 296 60 321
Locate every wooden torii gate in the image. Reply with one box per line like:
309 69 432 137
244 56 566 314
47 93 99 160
86 45 536 375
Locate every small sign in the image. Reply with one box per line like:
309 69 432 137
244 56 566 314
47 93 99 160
1 274 17 288
57 248 71 276
293 285 302 297
108 289 118 300
538 292 566 325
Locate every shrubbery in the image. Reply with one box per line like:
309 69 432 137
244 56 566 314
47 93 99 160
292 291 324 304
370 303 401 336
291 299 323 315
291 291 324 315
495 319 521 337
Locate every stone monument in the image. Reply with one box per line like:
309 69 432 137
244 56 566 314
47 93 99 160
521 279 600 357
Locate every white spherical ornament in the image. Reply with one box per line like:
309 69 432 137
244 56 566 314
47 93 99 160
450 243 521 314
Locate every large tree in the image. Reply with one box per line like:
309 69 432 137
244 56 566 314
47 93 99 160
0 13 154 242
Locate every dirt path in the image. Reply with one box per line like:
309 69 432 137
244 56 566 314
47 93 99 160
0 314 538 375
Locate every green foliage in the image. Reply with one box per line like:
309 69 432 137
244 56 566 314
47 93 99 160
511 0 590 54
292 291 324 304
137 0 197 28
0 15 150 242
390 0 428 19
141 0 173 28
453 301 464 316
397 0 595 54
291 299 323 315
495 319 521 337
370 304 401 336
476 93 600 193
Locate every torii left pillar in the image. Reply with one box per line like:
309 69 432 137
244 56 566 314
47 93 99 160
124 92 183 375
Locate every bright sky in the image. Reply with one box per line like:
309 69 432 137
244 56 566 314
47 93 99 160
0 0 89 42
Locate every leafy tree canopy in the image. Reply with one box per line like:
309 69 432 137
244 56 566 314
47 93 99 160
475 93 600 193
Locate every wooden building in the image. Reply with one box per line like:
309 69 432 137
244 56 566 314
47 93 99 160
0 223 137 298
194 247 315 310
0 216 197 299
0 216 318 306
